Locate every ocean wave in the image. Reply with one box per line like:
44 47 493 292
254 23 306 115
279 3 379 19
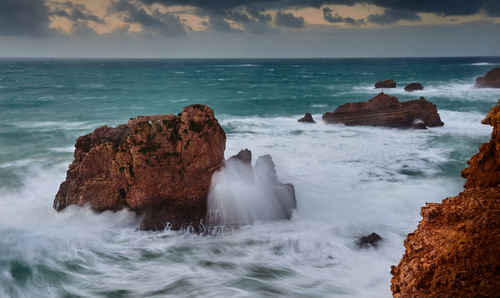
469 62 496 66
11 121 95 131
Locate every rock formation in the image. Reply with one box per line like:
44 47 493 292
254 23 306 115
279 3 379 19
475 68 500 88
356 233 383 248
207 149 296 226
322 92 444 128
298 113 316 123
54 104 226 230
375 79 396 88
404 83 423 92
391 100 500 297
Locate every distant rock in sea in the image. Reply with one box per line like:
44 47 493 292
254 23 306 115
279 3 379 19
404 82 423 92
356 233 382 248
322 92 444 128
375 79 396 88
54 104 226 230
298 113 315 123
475 67 500 88
391 100 500 297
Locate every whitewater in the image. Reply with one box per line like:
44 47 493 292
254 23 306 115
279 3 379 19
0 57 499 297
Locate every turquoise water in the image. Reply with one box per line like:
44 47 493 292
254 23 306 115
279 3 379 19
0 57 499 297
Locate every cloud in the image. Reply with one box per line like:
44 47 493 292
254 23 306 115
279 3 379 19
274 11 305 28
0 0 52 36
367 8 421 25
323 7 364 26
52 2 106 25
109 0 188 36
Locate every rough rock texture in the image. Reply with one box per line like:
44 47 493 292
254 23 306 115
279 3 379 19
375 79 396 88
391 100 500 297
298 113 316 123
404 83 424 92
54 104 226 230
475 68 500 88
356 233 383 248
322 92 444 128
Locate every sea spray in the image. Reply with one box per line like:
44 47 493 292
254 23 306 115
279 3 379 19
207 153 296 227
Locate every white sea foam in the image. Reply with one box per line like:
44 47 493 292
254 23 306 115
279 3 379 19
469 62 496 66
0 109 492 297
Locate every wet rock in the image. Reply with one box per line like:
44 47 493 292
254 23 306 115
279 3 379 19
375 79 396 88
322 92 444 128
229 148 252 164
411 122 427 130
356 233 383 248
404 82 424 92
298 113 316 123
475 68 500 88
391 100 500 297
53 104 226 230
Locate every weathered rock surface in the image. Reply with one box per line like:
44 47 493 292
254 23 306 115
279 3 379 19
322 92 444 128
375 79 396 88
404 83 423 92
54 104 226 230
391 100 500 297
475 68 500 88
356 233 382 248
298 113 316 123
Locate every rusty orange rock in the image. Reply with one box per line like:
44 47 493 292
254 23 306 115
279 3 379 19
54 104 226 230
391 100 500 297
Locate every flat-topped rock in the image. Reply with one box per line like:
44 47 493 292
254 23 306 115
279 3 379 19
322 92 444 128
404 82 423 92
375 79 396 88
54 104 226 230
475 68 500 88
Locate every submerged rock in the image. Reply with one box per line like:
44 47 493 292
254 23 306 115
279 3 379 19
207 149 296 226
391 100 500 297
322 93 444 128
298 113 316 123
404 82 423 92
375 79 396 88
356 233 382 248
475 67 500 88
54 104 226 230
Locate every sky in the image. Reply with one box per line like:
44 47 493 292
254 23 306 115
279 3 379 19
0 0 499 58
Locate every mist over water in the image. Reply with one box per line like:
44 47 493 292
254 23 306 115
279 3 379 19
0 57 499 297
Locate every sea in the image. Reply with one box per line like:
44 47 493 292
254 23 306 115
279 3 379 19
1 57 499 297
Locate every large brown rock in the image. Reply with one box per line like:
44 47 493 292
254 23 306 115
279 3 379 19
375 79 396 88
322 92 444 128
475 68 500 88
404 82 423 92
390 100 500 297
54 104 226 230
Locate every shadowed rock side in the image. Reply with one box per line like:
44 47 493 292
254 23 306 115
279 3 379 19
390 100 500 297
322 93 444 128
375 79 396 88
53 104 226 230
298 113 315 123
475 67 500 88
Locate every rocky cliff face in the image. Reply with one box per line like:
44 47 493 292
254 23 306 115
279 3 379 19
390 100 500 297
475 68 500 88
322 93 444 128
54 104 226 230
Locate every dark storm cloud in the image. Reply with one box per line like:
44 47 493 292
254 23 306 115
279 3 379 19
367 8 421 25
275 11 305 28
52 2 106 24
109 0 188 36
323 7 364 26
0 0 51 36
